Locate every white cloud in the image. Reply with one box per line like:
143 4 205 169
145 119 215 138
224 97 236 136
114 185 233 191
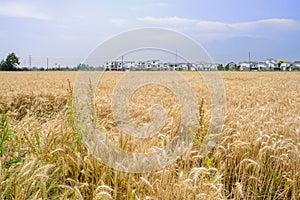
110 18 128 26
196 18 300 41
138 16 300 30
137 16 300 41
196 18 300 31
0 2 51 20
137 16 196 26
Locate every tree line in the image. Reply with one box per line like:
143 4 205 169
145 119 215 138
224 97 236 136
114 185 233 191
0 53 239 71
217 64 240 71
0 53 22 71
0 52 293 72
0 53 103 71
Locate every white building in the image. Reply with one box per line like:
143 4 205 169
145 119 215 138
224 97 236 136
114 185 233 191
105 61 122 71
257 62 267 70
123 61 136 71
266 58 278 70
239 62 250 70
280 62 292 71
292 61 300 71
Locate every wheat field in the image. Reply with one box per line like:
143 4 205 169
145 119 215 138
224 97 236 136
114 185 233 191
0 71 299 199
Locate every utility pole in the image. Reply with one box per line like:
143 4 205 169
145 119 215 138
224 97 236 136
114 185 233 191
249 52 251 62
46 57 49 70
29 55 32 69
121 55 123 71
175 49 178 63
249 52 252 71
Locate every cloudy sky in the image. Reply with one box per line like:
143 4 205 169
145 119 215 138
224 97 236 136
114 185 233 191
0 0 300 66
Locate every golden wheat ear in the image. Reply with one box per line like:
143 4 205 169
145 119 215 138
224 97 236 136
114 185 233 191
0 72 299 199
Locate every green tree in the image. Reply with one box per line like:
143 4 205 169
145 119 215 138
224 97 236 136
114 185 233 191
0 53 20 71
234 64 241 71
225 64 230 71
217 64 224 71
0 60 6 70
278 60 284 67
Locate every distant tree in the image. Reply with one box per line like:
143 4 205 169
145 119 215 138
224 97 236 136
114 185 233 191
234 64 241 71
225 64 230 71
0 53 20 71
278 60 284 67
217 64 224 71
76 63 103 71
0 60 6 70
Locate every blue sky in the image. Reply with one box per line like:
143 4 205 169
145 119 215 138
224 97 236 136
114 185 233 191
0 0 300 66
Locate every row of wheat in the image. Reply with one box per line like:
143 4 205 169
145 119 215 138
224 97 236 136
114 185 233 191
0 71 299 199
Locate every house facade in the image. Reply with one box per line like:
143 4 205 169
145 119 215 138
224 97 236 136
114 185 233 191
104 58 300 71
292 61 300 71
239 62 250 70
266 58 278 70
280 62 292 71
257 62 267 70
